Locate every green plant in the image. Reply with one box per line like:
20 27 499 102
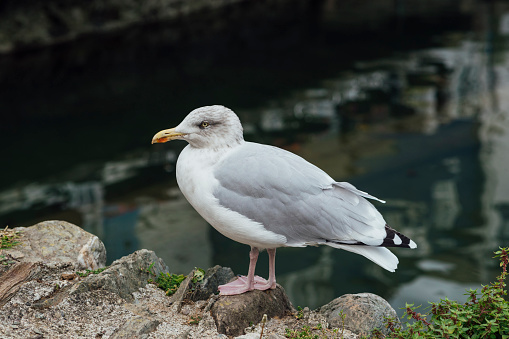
145 262 155 275
296 306 304 319
285 324 342 339
285 325 318 339
0 226 21 249
338 310 346 338
369 247 509 339
148 267 206 296
191 268 205 284
151 272 186 296
0 254 15 265
189 315 202 325
76 267 108 277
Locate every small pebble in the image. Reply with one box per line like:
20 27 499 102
180 305 191 315
10 325 18 329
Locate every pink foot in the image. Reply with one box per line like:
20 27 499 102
218 275 276 295
253 276 276 290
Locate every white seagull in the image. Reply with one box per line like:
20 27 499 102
152 105 416 295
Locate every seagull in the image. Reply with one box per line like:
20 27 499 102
152 105 416 295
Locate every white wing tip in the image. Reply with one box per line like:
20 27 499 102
409 240 417 249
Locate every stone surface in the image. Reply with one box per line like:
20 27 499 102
8 220 106 270
0 262 41 307
110 315 161 339
170 265 235 312
190 265 235 301
0 220 387 338
211 284 295 337
320 293 400 336
71 249 169 301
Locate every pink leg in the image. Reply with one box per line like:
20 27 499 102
218 247 259 295
253 248 277 290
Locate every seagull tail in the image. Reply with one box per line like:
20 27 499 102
328 244 399 272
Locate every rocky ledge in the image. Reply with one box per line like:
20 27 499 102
0 221 400 338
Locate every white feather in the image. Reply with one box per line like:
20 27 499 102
327 243 399 272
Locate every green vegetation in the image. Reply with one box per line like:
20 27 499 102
0 226 22 265
369 247 509 339
76 267 108 277
152 272 186 296
286 306 345 338
0 254 15 265
148 266 205 296
0 226 21 249
189 315 202 325
285 324 342 339
296 306 304 320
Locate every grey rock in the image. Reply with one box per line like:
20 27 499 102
71 249 169 301
190 265 235 301
320 293 400 336
234 333 261 339
267 334 285 339
8 220 106 270
169 269 195 312
109 315 160 339
211 284 294 337
170 265 234 312
176 329 191 339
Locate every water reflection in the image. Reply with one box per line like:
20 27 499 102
2 2 509 313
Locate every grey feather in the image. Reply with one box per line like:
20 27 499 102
213 142 387 247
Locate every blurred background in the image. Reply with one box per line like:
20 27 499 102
1 0 508 313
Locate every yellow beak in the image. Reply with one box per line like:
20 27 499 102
151 128 186 144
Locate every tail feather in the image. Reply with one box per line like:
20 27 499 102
327 243 399 272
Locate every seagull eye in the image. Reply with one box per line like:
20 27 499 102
200 121 210 128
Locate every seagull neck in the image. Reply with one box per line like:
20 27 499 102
182 141 242 169
188 138 245 151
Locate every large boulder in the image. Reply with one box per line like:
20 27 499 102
7 220 106 270
320 293 400 336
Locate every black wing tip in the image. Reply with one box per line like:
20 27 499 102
324 225 417 249
381 225 417 249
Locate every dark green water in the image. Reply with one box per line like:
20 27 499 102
1 1 508 312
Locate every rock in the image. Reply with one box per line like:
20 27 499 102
235 333 261 339
267 334 286 339
211 284 295 337
0 220 398 339
8 220 106 270
71 249 169 301
170 265 234 312
190 265 235 301
0 262 41 306
176 329 191 339
109 315 161 339
320 293 400 336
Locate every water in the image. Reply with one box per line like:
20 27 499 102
1 1 508 314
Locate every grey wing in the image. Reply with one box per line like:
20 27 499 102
213 142 387 247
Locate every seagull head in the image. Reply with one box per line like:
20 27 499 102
152 105 244 149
